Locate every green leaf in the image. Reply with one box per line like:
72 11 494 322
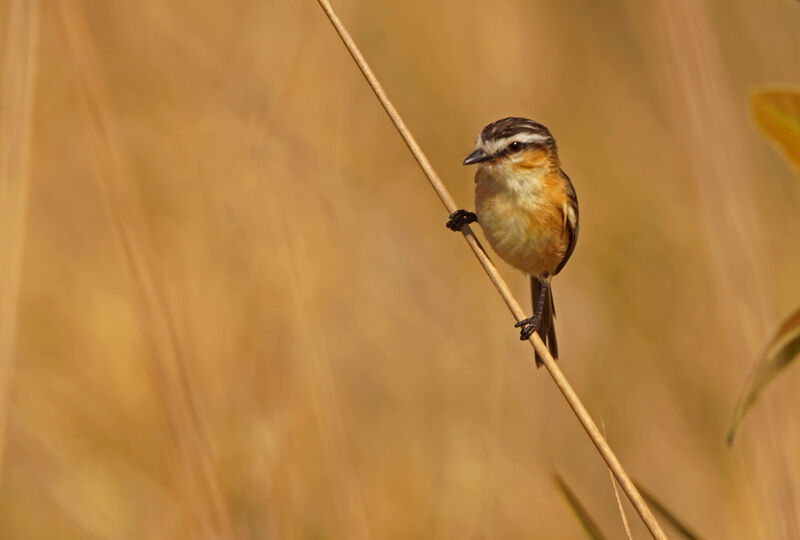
750 87 800 174
728 306 800 445
553 472 607 540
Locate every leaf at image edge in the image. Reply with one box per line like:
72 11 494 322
750 88 800 174
728 306 800 445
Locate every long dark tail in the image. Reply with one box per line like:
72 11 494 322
531 276 558 367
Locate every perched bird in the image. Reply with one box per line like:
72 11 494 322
447 117 579 367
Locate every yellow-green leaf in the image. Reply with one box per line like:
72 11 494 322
728 306 800 445
750 87 800 174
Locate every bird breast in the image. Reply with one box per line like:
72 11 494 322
474 167 569 277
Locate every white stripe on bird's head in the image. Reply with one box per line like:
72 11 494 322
479 131 551 156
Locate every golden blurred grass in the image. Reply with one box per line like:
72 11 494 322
0 0 38 478
1 0 800 538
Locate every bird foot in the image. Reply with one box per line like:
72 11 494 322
446 209 477 231
515 316 542 341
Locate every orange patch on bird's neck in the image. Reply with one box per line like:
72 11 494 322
516 147 557 170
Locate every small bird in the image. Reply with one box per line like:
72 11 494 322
447 117 578 366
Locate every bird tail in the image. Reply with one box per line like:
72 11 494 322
531 276 558 368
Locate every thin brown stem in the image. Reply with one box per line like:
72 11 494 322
605 423 634 540
314 1 668 538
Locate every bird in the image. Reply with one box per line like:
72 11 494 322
446 117 578 367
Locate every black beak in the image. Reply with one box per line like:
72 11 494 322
463 148 491 165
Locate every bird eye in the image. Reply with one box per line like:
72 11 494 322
508 141 522 151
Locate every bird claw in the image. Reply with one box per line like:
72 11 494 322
446 209 478 231
515 316 542 341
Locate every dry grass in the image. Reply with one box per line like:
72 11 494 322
54 0 233 536
0 0 39 475
1 0 799 538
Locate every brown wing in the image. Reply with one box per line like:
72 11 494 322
554 169 578 276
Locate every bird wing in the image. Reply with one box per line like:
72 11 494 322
554 169 579 276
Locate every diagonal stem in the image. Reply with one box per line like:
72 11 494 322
314 1 668 538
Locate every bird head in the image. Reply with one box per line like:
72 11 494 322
463 117 559 174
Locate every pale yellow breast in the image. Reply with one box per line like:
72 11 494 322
475 167 568 277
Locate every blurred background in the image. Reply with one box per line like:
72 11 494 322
1 0 799 538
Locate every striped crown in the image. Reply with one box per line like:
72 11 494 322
476 117 556 157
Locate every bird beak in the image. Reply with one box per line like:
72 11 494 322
463 148 490 165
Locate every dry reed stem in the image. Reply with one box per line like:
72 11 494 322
612 469 634 539
0 0 40 479
55 2 233 537
605 423 634 540
315 1 668 538
602 421 633 538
